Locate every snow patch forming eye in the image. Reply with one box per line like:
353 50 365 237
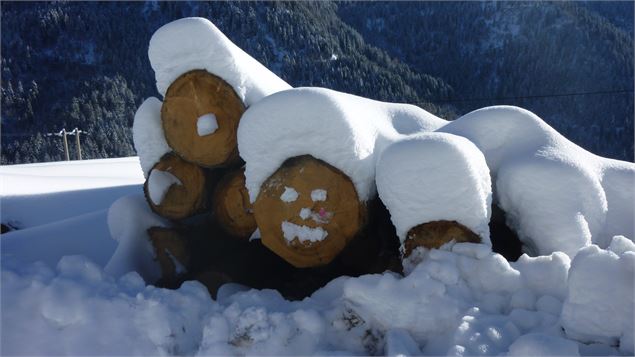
280 187 299 202
196 113 218 136
311 189 327 202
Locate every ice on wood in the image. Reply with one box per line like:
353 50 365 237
148 17 291 105
196 113 218 136
132 97 171 178
147 169 182 205
439 106 635 257
281 221 328 243
238 87 448 202
376 132 492 244
280 186 298 202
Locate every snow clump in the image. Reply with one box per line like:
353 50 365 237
196 113 218 136
439 106 635 257
238 87 447 202
148 17 291 105
132 97 171 178
376 132 492 244
147 169 182 205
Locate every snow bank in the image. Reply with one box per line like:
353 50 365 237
376 133 491 243
2 256 212 356
4 239 632 355
148 17 291 105
439 106 635 257
132 97 170 178
238 87 447 202
561 236 635 354
104 194 170 282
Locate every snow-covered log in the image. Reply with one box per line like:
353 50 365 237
376 132 492 256
212 167 257 239
148 226 190 287
252 155 366 267
143 152 209 220
439 106 635 257
161 70 245 167
238 88 446 266
147 17 291 168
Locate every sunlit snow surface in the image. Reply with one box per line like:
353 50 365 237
1 158 634 356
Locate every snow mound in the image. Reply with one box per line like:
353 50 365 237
561 236 635 354
3 238 632 355
132 97 170 178
105 194 170 282
148 17 291 105
238 87 448 202
376 132 492 244
439 106 635 257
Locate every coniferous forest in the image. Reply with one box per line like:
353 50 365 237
1 1 633 164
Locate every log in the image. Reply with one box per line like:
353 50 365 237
148 227 190 287
253 155 366 268
161 70 246 167
144 152 208 220
403 220 480 257
212 167 257 238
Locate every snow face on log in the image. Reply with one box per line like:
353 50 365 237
439 106 635 257
376 132 492 244
148 17 291 106
238 87 448 202
132 97 170 178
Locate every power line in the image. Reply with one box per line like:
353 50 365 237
421 88 634 104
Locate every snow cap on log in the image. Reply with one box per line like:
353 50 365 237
132 97 170 178
148 17 291 105
238 87 448 203
439 106 635 257
376 132 492 245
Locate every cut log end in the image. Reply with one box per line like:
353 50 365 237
212 167 257 238
254 155 365 268
403 220 481 257
162 70 245 168
144 152 208 220
148 227 190 286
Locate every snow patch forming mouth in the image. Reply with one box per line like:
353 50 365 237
281 221 328 243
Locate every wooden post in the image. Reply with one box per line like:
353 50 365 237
62 129 70 161
74 128 82 160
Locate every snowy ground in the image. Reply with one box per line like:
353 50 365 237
1 157 633 356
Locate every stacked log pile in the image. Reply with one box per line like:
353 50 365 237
127 17 528 299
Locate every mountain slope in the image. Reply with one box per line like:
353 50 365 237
1 2 454 164
338 1 634 161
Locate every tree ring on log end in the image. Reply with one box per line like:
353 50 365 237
212 167 257 238
254 155 365 268
403 220 481 257
162 70 245 167
144 152 208 220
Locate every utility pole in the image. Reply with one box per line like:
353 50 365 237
47 128 87 161
71 128 83 160
61 129 70 161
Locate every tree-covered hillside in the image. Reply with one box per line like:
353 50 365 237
339 1 634 160
1 1 632 164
